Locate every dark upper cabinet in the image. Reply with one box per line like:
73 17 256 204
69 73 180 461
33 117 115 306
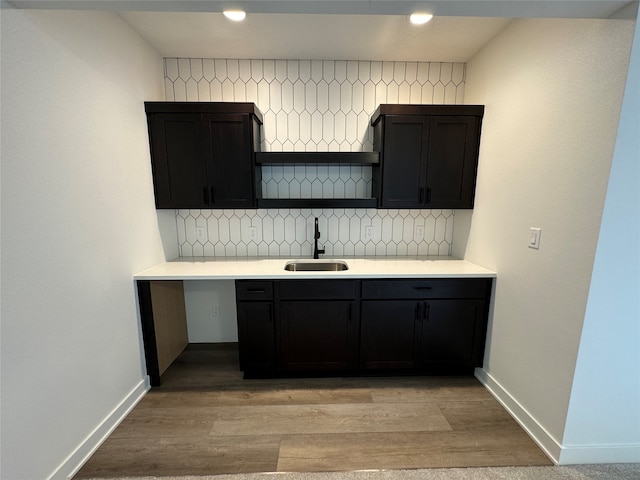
372 105 483 209
145 102 262 209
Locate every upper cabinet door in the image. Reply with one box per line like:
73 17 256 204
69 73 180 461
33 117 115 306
425 116 480 209
373 105 483 209
148 113 209 209
203 114 255 209
379 115 430 208
145 102 262 209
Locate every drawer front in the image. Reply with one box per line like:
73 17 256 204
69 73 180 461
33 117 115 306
278 280 358 300
362 279 490 299
236 280 274 301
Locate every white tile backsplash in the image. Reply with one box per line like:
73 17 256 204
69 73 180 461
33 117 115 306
176 209 454 258
165 58 465 257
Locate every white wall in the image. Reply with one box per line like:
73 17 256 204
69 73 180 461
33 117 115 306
184 280 238 343
562 8 640 463
463 18 635 462
0 8 169 479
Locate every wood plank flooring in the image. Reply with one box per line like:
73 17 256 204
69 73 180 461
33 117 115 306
74 344 552 478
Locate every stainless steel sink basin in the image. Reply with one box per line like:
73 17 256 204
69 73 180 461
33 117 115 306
284 261 349 272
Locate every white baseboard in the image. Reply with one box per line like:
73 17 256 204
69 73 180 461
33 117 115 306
475 368 640 465
46 377 150 480
474 368 562 464
559 443 640 464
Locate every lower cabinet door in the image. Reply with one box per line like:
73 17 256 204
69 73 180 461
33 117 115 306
416 299 485 367
360 300 419 369
280 301 357 371
237 301 276 373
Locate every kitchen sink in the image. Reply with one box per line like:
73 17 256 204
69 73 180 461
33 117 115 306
284 260 349 271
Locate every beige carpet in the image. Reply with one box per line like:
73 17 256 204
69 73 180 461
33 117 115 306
82 463 640 480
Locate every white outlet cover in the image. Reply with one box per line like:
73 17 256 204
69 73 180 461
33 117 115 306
364 226 374 240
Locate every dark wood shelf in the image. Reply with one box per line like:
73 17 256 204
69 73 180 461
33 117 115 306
257 198 378 209
255 152 379 165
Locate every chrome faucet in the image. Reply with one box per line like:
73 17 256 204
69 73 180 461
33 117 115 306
313 217 325 259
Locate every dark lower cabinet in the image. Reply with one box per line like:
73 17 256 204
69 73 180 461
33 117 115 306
360 300 419 370
360 279 491 374
235 277 492 378
361 299 486 372
235 281 276 375
236 302 276 372
278 280 359 373
415 299 486 367
280 300 358 371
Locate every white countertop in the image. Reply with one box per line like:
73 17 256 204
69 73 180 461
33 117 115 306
134 256 496 280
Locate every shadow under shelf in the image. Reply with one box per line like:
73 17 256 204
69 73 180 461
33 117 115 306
256 198 378 209
255 152 379 164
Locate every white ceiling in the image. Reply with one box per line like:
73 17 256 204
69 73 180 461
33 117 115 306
119 13 512 62
9 0 638 62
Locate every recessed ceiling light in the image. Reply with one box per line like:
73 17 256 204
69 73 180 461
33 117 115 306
223 10 246 22
409 13 433 25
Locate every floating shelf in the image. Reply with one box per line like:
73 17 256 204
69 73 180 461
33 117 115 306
255 152 379 165
257 198 378 209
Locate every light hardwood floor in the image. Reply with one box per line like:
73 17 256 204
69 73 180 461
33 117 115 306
75 344 552 478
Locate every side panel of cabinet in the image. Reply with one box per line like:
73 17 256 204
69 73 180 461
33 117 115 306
425 116 480 209
148 113 209 208
360 300 419 369
280 300 358 371
416 299 485 367
236 301 276 372
204 114 255 208
380 116 429 208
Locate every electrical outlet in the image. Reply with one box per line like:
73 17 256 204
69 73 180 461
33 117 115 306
364 226 374 241
248 226 257 241
211 304 220 318
196 226 206 242
415 225 425 241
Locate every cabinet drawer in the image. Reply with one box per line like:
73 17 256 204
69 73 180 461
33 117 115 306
236 281 274 301
362 279 490 299
278 280 358 300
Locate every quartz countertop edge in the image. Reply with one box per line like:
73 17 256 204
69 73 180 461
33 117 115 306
133 257 496 280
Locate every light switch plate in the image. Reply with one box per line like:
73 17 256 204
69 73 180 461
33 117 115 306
529 227 542 249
